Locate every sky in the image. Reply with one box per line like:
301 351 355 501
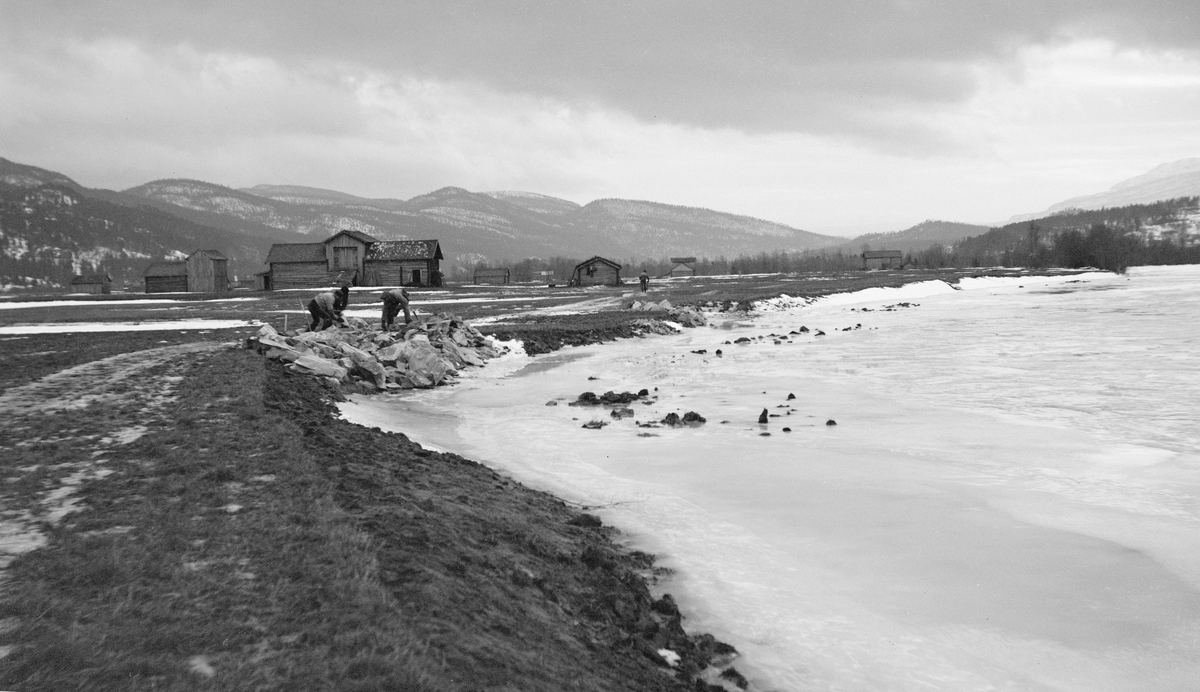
2 1 1199 236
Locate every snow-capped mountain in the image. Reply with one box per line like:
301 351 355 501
1009 158 1200 223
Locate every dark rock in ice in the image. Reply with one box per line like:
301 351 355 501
661 412 681 426
826 419 837 426
638 388 650 397
760 432 771 436
787 393 796 400
758 408 769 424
815 330 826 336
691 349 707 354
610 407 635 419
782 427 792 432
546 400 558 406
798 326 810 333
720 667 749 689
681 411 706 425
570 391 601 406
582 420 608 429
599 390 640 405
715 349 722 356
734 337 752 344
588 376 598 380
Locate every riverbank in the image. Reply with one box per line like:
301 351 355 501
0 333 742 691
335 266 1200 691
0 268 1102 690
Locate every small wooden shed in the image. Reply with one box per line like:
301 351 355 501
571 256 622 287
144 262 189 293
473 267 511 285
669 257 696 277
186 249 229 293
70 273 113 294
861 250 904 270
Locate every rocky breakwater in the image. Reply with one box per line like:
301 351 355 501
247 315 508 391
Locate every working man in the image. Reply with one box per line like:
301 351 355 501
381 287 412 330
307 285 350 331
639 269 650 292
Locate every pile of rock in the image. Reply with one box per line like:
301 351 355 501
627 299 707 328
248 314 508 390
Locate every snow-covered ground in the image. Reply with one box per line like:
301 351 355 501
340 265 1200 692
0 319 261 334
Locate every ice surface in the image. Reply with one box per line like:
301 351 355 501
340 265 1200 692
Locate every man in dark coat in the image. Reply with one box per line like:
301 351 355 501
381 287 411 329
308 285 350 331
639 270 650 292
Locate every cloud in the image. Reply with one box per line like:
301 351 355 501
1 4 1199 236
7 0 1199 149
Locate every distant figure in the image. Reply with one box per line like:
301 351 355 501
639 270 650 292
307 285 349 331
381 287 412 330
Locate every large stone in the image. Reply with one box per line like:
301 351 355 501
291 355 348 380
405 343 450 386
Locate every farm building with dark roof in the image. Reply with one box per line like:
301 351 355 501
264 231 442 289
570 256 622 287
143 250 231 293
70 273 113 294
861 250 904 270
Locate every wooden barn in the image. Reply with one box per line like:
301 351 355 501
364 239 443 287
473 267 511 285
186 250 229 293
144 262 189 293
264 231 442 289
70 273 113 294
669 257 697 277
861 250 904 270
571 256 622 287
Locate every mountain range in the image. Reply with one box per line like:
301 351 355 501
3 155 1199 289
1007 158 1200 223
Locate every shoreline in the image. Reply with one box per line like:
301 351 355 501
0 267 1113 686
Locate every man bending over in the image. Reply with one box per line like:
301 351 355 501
381 287 411 329
308 285 350 331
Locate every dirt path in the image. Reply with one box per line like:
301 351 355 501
0 343 226 660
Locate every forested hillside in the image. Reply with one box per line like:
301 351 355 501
0 180 292 290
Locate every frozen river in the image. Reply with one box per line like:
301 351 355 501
341 265 1200 691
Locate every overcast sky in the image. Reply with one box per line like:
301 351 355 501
2 1 1198 236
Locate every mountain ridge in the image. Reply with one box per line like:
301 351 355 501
1008 157 1200 223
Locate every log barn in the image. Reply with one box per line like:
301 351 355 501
264 231 443 289
186 250 229 293
364 239 443 287
669 257 696 277
70 273 113 294
143 250 231 293
143 261 189 293
861 250 904 270
473 267 511 285
571 256 622 287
